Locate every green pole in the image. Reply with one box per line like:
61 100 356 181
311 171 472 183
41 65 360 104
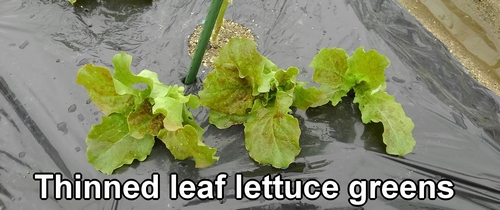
184 0 223 85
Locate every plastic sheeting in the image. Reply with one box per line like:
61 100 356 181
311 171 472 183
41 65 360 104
1 0 499 209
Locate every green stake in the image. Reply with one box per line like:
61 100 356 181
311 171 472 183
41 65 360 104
184 0 224 85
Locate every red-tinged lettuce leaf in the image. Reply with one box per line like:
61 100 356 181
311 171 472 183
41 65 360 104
152 96 184 132
208 109 249 129
292 82 327 110
111 52 153 99
273 67 298 91
76 63 136 116
157 126 218 168
311 48 355 106
151 84 198 132
199 61 255 116
86 113 155 175
244 90 301 169
353 90 416 156
127 99 164 139
214 37 274 95
347 47 390 92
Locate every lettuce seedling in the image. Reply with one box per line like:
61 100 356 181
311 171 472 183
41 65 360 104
310 47 416 156
199 38 325 168
76 52 217 175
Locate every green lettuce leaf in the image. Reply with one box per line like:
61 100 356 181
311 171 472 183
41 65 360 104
76 63 136 115
127 99 164 139
292 82 326 110
214 37 273 95
86 114 155 175
137 70 171 98
310 48 354 106
208 109 249 129
186 94 201 109
273 67 298 91
157 126 218 168
244 90 301 168
182 106 204 139
111 52 153 99
153 96 185 132
199 62 255 115
347 47 390 92
354 90 415 155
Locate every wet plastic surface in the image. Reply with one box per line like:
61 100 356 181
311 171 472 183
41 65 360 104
1 0 500 209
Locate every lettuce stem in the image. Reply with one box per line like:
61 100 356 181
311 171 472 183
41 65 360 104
210 0 229 47
185 0 224 85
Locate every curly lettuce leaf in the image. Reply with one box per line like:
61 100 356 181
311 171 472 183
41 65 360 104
244 90 301 169
76 63 136 116
310 48 354 106
273 67 298 91
152 96 185 132
127 99 164 139
199 61 255 115
208 109 249 129
353 91 415 155
157 126 218 168
137 70 171 98
347 47 390 92
86 114 155 175
214 37 274 95
292 82 326 110
111 52 153 99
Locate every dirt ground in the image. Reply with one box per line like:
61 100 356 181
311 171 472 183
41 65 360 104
398 0 500 96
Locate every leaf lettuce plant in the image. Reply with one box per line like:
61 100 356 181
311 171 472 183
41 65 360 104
310 47 416 156
198 38 327 169
76 52 217 175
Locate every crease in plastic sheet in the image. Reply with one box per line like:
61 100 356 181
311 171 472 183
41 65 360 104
0 0 499 209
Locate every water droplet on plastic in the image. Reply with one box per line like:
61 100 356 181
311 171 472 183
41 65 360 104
57 122 68 135
18 152 26 158
68 104 77 113
391 76 406 83
56 59 60 63
77 114 84 122
75 147 81 152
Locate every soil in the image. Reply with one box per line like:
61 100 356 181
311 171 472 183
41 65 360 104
398 0 500 96
187 19 254 69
